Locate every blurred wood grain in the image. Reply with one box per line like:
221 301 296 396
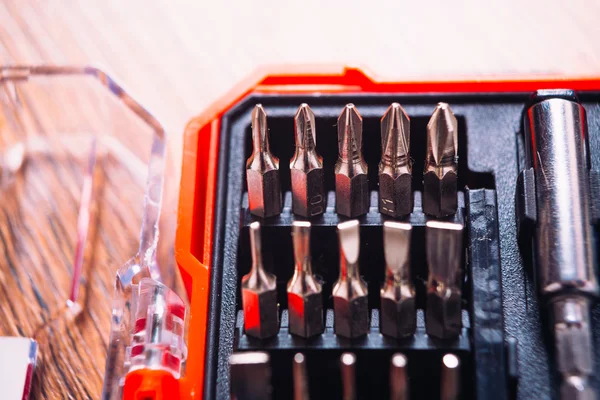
1 0 600 398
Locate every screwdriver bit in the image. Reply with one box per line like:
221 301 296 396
246 104 282 218
241 222 279 339
333 220 369 338
293 353 309 400
287 221 324 338
335 104 369 217
340 352 357 400
440 354 461 400
379 103 413 217
229 351 272 400
423 103 458 218
425 221 463 340
380 221 416 339
389 353 409 400
290 104 326 217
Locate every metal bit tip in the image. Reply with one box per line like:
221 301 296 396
242 222 279 339
441 354 461 400
379 103 413 217
340 353 357 400
290 104 325 217
293 353 309 400
423 102 458 218
381 221 416 338
288 221 324 338
390 353 409 400
338 104 363 156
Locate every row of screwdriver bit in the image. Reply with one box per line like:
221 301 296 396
229 351 462 400
245 102 459 219
241 219 464 341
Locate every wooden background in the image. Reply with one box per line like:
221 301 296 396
1 0 600 398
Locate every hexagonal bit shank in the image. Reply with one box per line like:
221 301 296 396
425 221 463 340
390 353 409 400
293 353 309 400
246 104 282 218
287 221 324 338
241 222 279 339
379 103 413 217
335 104 369 217
290 104 326 217
333 220 369 338
340 353 357 400
423 103 458 218
380 222 416 339
229 352 272 400
441 354 461 400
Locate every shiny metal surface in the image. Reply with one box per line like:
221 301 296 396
333 220 369 338
425 221 463 339
340 353 357 400
293 353 309 400
423 103 458 218
241 222 279 339
440 354 461 400
335 104 369 217
389 353 409 400
379 103 413 217
287 221 324 338
380 222 416 338
290 104 325 217
229 352 272 400
525 93 599 398
246 104 282 218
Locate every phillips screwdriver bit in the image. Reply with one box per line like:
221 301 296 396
293 353 309 400
333 220 369 338
290 104 326 217
340 352 357 400
425 221 463 340
389 353 409 400
379 103 413 217
440 354 461 400
241 222 279 339
335 104 369 217
287 221 324 338
229 351 272 400
423 103 458 218
380 221 416 339
246 104 282 218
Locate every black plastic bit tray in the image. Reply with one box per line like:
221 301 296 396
205 93 600 400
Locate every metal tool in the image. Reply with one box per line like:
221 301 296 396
246 104 282 218
519 90 599 399
425 220 463 340
340 352 357 400
440 353 461 400
379 103 413 217
293 353 310 400
389 353 409 400
333 220 369 338
290 104 326 217
241 221 279 339
287 221 324 338
229 352 272 400
380 221 416 338
423 103 458 218
0 337 37 400
335 104 369 217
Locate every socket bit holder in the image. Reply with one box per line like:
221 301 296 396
177 74 600 400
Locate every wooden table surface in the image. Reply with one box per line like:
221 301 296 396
1 0 600 398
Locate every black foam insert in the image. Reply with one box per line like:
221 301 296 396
203 92 600 400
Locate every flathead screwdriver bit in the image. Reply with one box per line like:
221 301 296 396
380 221 416 339
287 221 324 338
246 104 282 218
379 103 413 217
290 104 326 217
241 222 279 339
425 221 463 340
423 103 458 218
229 351 272 400
335 104 369 217
333 220 369 338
